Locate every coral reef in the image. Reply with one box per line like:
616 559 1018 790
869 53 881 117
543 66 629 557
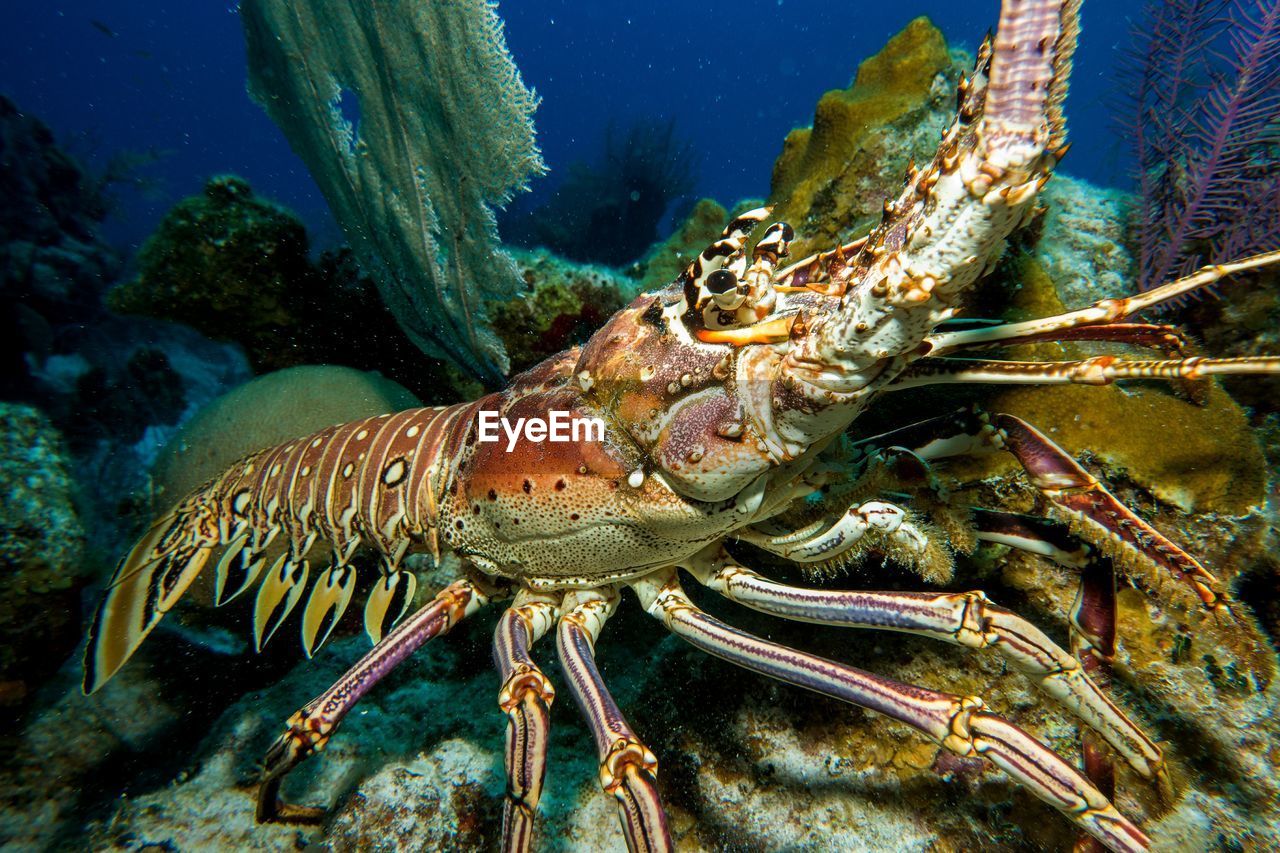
241 0 545 385
107 176 314 371
767 17 963 259
1035 175 1140 309
1120 0 1280 293
495 250 630 376
0 100 253 563
505 119 698 267
0 95 120 398
626 198 730 296
151 365 421 511
107 177 433 395
0 404 86 714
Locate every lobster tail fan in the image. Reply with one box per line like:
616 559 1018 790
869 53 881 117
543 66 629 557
83 502 220 694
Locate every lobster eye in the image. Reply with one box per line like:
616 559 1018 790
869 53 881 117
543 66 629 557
706 268 738 294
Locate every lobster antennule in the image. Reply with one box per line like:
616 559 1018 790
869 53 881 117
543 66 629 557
83 496 222 694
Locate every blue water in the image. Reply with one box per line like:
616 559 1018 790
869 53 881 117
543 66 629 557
2 0 1141 255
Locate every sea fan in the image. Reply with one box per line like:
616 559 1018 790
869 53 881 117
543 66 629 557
1122 0 1280 293
241 0 546 387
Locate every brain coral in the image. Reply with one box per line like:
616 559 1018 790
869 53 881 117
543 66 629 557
150 366 421 510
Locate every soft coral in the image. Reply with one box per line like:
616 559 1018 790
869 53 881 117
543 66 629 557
1122 0 1280 293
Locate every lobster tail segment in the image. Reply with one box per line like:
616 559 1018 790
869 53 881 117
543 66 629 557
83 493 223 694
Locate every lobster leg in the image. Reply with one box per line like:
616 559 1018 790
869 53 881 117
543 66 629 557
737 499 928 563
494 591 559 853
892 354 1280 390
1071 552 1119 853
682 550 1164 784
257 577 498 824
857 407 1227 613
970 510 1121 742
926 249 1280 353
970 507 1092 569
556 588 672 853
632 569 1149 853
971 510 1126 853
991 413 1225 611
937 323 1192 358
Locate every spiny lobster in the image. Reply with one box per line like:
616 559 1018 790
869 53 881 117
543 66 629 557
85 1 1280 851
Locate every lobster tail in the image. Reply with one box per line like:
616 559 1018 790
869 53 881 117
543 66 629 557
84 403 471 692
83 491 223 693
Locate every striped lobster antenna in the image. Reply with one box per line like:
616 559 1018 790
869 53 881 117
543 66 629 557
84 404 474 694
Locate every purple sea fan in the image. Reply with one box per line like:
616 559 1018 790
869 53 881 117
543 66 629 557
1122 0 1280 293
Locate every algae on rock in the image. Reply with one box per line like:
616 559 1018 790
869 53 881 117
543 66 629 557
0 404 86 711
241 0 545 386
495 250 629 377
767 17 961 259
627 197 730 296
107 177 312 372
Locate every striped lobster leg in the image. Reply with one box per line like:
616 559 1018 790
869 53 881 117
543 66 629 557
494 590 559 853
257 576 499 823
556 588 672 853
682 545 1164 786
851 408 1228 614
990 414 1225 611
632 569 1150 853
970 506 1122 766
736 500 931 565
893 355 1280 389
849 407 1217 835
83 402 481 695
925 250 1280 355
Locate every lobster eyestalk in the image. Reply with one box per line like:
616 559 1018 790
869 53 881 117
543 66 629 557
771 0 1078 441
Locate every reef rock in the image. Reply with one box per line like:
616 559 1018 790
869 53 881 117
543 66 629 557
1036 174 1140 308
494 250 631 377
767 17 963 259
0 403 86 712
0 95 121 397
106 178 436 397
107 176 315 374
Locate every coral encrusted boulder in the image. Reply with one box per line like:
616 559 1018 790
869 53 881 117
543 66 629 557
0 403 86 713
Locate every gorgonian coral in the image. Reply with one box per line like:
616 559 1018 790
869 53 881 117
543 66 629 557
1122 0 1280 293
241 0 545 386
